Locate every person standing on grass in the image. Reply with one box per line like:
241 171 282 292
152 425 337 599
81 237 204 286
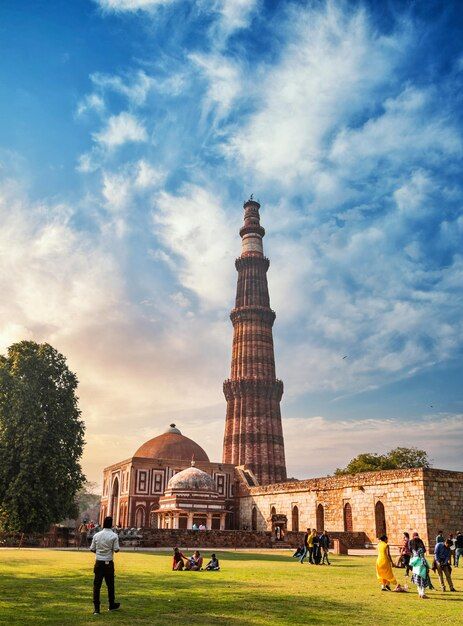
436 530 445 546
78 521 88 548
376 535 405 592
455 531 463 567
320 530 331 565
307 529 316 564
300 528 310 564
409 532 426 554
434 538 456 592
400 532 412 576
410 548 431 599
90 516 121 615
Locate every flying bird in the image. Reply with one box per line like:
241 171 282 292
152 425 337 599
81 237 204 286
342 355 348 359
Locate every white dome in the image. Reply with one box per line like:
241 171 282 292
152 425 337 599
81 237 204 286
168 466 216 492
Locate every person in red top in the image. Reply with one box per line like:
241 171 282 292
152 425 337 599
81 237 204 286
172 547 187 570
400 532 412 576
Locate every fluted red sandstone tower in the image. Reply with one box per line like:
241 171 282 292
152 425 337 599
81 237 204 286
222 199 287 485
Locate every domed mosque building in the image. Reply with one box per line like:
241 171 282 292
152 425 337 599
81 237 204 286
100 199 463 548
99 424 236 529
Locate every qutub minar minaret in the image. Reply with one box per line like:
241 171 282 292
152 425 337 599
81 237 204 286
222 198 287 485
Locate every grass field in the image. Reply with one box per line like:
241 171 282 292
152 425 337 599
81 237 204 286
0 549 462 625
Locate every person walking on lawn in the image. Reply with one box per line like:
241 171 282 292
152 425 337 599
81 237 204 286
90 516 121 614
434 538 456 592
300 528 310 564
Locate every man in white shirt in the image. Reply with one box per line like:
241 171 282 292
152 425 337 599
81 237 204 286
90 516 120 614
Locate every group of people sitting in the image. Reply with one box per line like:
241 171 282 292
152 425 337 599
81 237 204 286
293 528 331 565
377 530 459 598
172 547 220 571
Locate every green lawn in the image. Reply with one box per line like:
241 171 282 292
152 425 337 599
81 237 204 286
0 549 462 625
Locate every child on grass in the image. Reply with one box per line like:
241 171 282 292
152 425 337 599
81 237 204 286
205 554 220 571
410 548 431 599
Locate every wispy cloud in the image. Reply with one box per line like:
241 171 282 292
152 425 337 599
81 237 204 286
93 111 148 149
94 0 175 12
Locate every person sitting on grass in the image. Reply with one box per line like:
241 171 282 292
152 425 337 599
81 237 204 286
205 554 220 571
172 547 187 571
190 551 203 570
376 535 405 592
410 547 431 599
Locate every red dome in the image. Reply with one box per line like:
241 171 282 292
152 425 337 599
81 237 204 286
134 424 210 462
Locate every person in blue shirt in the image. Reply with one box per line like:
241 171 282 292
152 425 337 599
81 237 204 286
434 538 456 592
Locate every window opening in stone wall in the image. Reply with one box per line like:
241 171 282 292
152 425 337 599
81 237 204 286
251 506 257 531
375 500 386 538
343 502 353 532
292 505 299 532
316 503 324 531
135 506 145 528
270 506 276 516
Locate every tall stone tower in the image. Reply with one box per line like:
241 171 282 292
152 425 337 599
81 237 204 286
222 199 287 485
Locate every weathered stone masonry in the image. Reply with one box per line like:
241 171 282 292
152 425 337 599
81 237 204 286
238 468 463 548
223 199 287 485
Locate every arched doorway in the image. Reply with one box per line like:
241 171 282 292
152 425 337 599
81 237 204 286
292 506 299 532
135 506 145 528
270 506 276 516
343 502 353 532
251 507 257 531
110 477 119 524
316 504 324 531
375 501 386 538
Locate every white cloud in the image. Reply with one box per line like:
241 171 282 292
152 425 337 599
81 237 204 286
153 184 236 308
94 0 174 12
189 53 242 119
90 70 155 106
102 159 165 209
93 112 148 149
214 0 258 36
76 93 105 117
226 3 404 185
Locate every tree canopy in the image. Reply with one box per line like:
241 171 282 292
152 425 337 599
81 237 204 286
0 341 85 532
335 447 431 476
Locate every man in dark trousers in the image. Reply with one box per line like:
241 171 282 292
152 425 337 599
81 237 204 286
90 516 121 614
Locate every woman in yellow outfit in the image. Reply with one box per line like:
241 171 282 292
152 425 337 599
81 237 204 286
376 535 404 592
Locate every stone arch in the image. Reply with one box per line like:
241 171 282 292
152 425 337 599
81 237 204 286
291 505 299 532
135 506 145 528
316 503 324 531
110 477 119 524
375 500 386 538
251 506 257 531
270 506 276 516
343 502 353 532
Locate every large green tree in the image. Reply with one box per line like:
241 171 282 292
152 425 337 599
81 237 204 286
335 447 431 476
0 341 85 532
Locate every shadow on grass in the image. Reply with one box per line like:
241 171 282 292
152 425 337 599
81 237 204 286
0 568 365 625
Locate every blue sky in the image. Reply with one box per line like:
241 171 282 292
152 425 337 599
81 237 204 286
1 0 462 484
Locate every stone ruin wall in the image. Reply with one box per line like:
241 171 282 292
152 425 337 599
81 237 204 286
238 468 448 548
423 469 463 546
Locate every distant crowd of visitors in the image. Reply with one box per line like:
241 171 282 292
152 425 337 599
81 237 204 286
293 528 331 565
376 529 463 598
